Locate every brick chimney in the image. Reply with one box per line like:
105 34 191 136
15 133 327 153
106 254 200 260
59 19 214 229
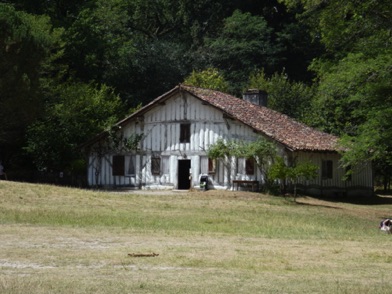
242 89 268 107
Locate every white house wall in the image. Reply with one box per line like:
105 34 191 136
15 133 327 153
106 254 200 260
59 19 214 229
293 151 373 197
88 92 260 189
87 91 373 196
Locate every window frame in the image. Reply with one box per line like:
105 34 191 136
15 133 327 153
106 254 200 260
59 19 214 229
112 155 125 176
245 158 255 175
208 158 216 174
180 123 191 143
127 155 136 176
321 160 333 179
151 157 161 176
161 156 170 175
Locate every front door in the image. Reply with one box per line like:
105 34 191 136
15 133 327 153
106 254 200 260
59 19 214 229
178 159 191 189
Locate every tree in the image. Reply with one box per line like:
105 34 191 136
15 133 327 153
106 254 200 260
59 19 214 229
207 138 278 192
248 70 314 122
240 138 277 191
335 51 392 187
0 0 91 27
207 139 239 168
203 10 283 94
63 0 193 107
289 0 390 56
183 68 229 92
269 156 318 196
207 137 319 195
0 4 63 168
25 82 123 172
63 0 135 96
281 0 392 190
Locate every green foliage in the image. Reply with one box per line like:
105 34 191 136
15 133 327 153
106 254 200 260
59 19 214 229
0 3 63 168
311 49 392 186
207 138 277 165
207 138 279 192
204 10 283 94
245 139 278 192
207 139 239 160
282 0 392 188
269 156 288 181
293 160 319 181
124 133 144 151
63 0 190 107
244 139 277 169
25 83 123 171
105 127 144 154
248 70 314 122
311 51 392 135
269 156 318 195
4 0 392 190
1 0 90 27
184 68 229 92
63 0 136 100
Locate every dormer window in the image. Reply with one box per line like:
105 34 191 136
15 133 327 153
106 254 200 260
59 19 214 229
180 123 190 143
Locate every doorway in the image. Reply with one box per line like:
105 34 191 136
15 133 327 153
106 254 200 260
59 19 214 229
178 159 191 189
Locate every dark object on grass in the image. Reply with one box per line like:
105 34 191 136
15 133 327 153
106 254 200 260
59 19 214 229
128 253 159 257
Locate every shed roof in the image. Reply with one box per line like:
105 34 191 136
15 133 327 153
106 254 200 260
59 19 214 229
87 84 339 152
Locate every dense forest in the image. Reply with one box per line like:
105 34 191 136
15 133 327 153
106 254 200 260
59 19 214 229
0 0 391 188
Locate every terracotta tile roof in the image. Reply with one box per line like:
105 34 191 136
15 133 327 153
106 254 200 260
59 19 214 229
180 85 339 152
83 84 338 152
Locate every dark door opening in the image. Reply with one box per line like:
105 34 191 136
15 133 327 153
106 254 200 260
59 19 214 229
178 159 191 190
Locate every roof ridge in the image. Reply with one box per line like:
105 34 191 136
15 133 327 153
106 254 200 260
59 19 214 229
181 84 338 152
83 85 338 152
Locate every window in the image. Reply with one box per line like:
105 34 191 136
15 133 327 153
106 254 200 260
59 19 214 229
245 158 255 175
345 165 352 181
127 155 136 175
208 158 216 174
321 160 333 179
162 156 170 175
180 123 191 143
200 156 209 174
151 157 161 175
112 155 125 176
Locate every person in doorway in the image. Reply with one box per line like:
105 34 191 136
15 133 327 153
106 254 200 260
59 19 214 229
0 161 7 180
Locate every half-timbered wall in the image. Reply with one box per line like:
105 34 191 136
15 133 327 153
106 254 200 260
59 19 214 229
87 91 373 196
88 92 261 189
292 151 373 197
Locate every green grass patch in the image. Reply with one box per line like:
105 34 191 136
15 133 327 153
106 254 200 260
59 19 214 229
1 181 392 293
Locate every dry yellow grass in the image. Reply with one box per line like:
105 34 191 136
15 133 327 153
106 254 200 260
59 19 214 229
1 181 392 293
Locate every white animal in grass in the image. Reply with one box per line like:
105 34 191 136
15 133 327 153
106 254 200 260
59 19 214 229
380 219 392 234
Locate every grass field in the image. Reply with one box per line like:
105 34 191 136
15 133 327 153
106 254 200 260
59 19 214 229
1 181 392 293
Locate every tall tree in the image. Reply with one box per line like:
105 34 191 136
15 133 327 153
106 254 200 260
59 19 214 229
25 82 123 172
229 0 321 82
0 0 91 27
281 0 392 187
63 0 232 107
183 68 229 92
248 70 314 122
203 10 283 94
0 4 62 166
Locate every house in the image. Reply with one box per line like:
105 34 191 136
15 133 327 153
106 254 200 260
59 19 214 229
82 84 373 197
